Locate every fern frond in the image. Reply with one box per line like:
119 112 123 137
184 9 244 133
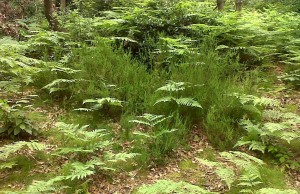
105 152 139 162
83 97 123 110
130 113 172 127
26 176 66 193
216 167 235 189
53 147 95 155
42 79 77 93
238 170 262 188
156 81 186 92
136 180 214 194
50 66 81 74
55 122 108 140
195 158 219 167
65 162 96 180
230 93 280 107
0 141 46 160
256 188 298 194
0 161 17 170
133 131 152 138
155 97 202 108
239 119 300 145
235 140 266 153
154 96 175 105
278 131 300 143
175 98 203 108
196 158 235 189
220 151 264 166
263 122 289 133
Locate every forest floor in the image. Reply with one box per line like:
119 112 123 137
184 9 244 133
1 100 299 193
0 60 299 194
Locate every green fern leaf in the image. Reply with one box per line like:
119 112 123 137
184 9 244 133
196 158 219 167
256 188 298 194
175 98 202 108
216 167 235 189
26 176 66 193
137 180 214 194
65 162 96 180
105 152 139 162
83 97 123 110
155 97 202 108
235 140 266 153
0 161 17 170
0 141 46 160
156 81 186 92
130 114 172 127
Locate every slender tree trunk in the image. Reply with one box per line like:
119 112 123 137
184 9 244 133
235 0 243 12
44 0 59 31
60 0 66 12
217 0 225 11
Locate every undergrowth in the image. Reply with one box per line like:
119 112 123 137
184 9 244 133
0 0 299 193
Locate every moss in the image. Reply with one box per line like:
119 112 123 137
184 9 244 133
179 159 197 171
197 147 217 161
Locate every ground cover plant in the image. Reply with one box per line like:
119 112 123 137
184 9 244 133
0 0 299 193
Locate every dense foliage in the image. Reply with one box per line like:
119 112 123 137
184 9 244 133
0 0 299 193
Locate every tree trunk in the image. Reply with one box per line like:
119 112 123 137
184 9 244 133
44 0 59 31
217 0 225 11
235 0 243 12
60 0 66 12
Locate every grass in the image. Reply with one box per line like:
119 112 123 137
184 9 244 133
1 0 300 193
259 166 287 189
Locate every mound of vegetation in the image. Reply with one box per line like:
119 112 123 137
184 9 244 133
0 0 299 193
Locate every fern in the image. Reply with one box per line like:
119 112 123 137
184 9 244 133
65 161 100 180
53 122 110 155
55 122 108 139
129 113 172 127
133 129 178 139
136 180 214 194
230 93 280 108
197 151 264 191
42 79 78 93
216 167 236 189
279 69 300 88
26 176 67 193
54 142 111 155
0 141 46 173
155 81 202 109
221 151 264 166
255 188 298 194
197 158 235 189
75 97 123 112
195 158 219 167
0 161 17 170
50 66 81 74
155 96 202 108
0 141 46 160
156 81 187 92
238 170 263 193
105 152 140 163
263 122 290 133
235 140 266 153
83 97 122 108
237 118 300 153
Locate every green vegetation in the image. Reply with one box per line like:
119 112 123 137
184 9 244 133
0 0 299 193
